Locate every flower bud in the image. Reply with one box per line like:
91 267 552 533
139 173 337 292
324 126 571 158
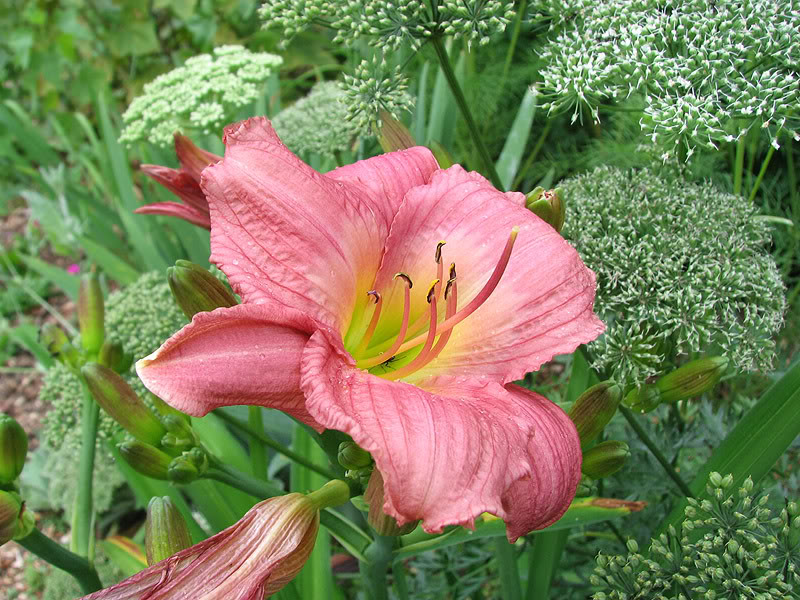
581 440 630 479
377 110 416 152
654 356 728 404
0 414 28 483
167 456 200 484
364 469 417 536
118 441 172 480
568 382 622 450
78 273 105 354
167 260 237 320
41 323 81 367
0 490 22 545
338 441 372 470
526 187 565 233
623 385 661 414
98 341 133 374
145 497 192 565
82 363 166 446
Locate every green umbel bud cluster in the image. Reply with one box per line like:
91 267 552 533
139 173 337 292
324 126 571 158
536 0 800 155
145 497 192 566
592 472 800 599
561 166 785 385
341 56 414 132
119 45 283 147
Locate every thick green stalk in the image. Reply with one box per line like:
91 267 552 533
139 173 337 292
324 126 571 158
73 380 100 557
361 534 395 600
247 406 268 479
619 406 693 498
205 463 285 499
213 410 338 480
17 529 103 594
500 0 528 86
430 35 504 190
525 529 569 600
733 136 746 196
747 143 777 202
494 538 523 600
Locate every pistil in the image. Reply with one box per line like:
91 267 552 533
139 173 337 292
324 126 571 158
356 274 413 369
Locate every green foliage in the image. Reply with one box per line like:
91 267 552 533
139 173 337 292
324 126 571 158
561 165 786 384
272 81 365 158
592 473 800 599
119 46 283 147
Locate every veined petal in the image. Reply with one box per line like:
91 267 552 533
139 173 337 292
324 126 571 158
136 303 322 430
80 494 318 600
134 202 211 229
200 117 388 333
371 165 604 383
173 133 221 181
327 146 440 232
139 165 210 214
301 332 576 534
499 384 582 541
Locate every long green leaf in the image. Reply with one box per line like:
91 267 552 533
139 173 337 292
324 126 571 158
78 236 140 285
495 86 538 191
658 358 800 535
394 497 646 559
18 254 80 299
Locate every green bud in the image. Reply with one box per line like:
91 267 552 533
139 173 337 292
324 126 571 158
338 441 372 470
0 490 22 545
160 415 195 454
0 414 28 483
82 363 166 445
568 381 622 450
654 356 728 404
526 187 566 233
98 340 133 374
168 261 237 320
623 385 661 413
167 456 200 484
145 497 192 565
40 323 81 367
376 110 416 152
118 441 172 480
582 440 630 479
78 273 105 354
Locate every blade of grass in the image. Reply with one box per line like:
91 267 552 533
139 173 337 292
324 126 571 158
496 86 538 190
17 254 80 299
78 235 140 285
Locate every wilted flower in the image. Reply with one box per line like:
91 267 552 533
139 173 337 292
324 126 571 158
137 134 220 229
137 117 604 540
80 483 348 600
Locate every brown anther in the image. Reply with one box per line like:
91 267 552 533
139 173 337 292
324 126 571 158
426 280 440 303
435 241 447 263
367 290 381 303
449 262 457 281
444 279 454 300
393 272 413 288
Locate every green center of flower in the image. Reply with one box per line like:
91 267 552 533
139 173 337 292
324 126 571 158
346 227 519 380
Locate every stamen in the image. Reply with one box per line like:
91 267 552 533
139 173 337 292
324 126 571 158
393 227 520 356
424 270 458 364
434 241 446 299
384 284 440 381
353 290 382 357
356 274 413 368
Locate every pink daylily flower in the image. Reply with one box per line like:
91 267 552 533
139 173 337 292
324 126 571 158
136 134 221 229
80 493 318 600
137 117 605 540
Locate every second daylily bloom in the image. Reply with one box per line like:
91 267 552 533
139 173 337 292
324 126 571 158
137 118 605 540
136 133 220 229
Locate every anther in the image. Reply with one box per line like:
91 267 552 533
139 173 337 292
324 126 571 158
426 279 440 303
435 241 447 263
393 272 413 288
367 290 381 303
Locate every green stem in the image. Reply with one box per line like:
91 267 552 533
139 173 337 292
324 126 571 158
619 406 693 498
733 136 746 196
213 410 339 480
247 406 268 480
361 534 395 600
525 529 569 600
748 143 777 203
494 537 523 600
205 463 285 499
787 137 797 206
73 379 99 557
430 35 504 190
513 120 553 189
500 0 528 88
17 529 103 595
392 556 410 600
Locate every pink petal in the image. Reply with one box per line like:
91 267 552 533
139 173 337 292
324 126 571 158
327 146 440 232
80 494 318 600
139 165 210 215
135 202 211 229
369 164 604 383
200 117 391 333
499 384 583 541
136 303 323 430
173 133 222 181
301 332 579 535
